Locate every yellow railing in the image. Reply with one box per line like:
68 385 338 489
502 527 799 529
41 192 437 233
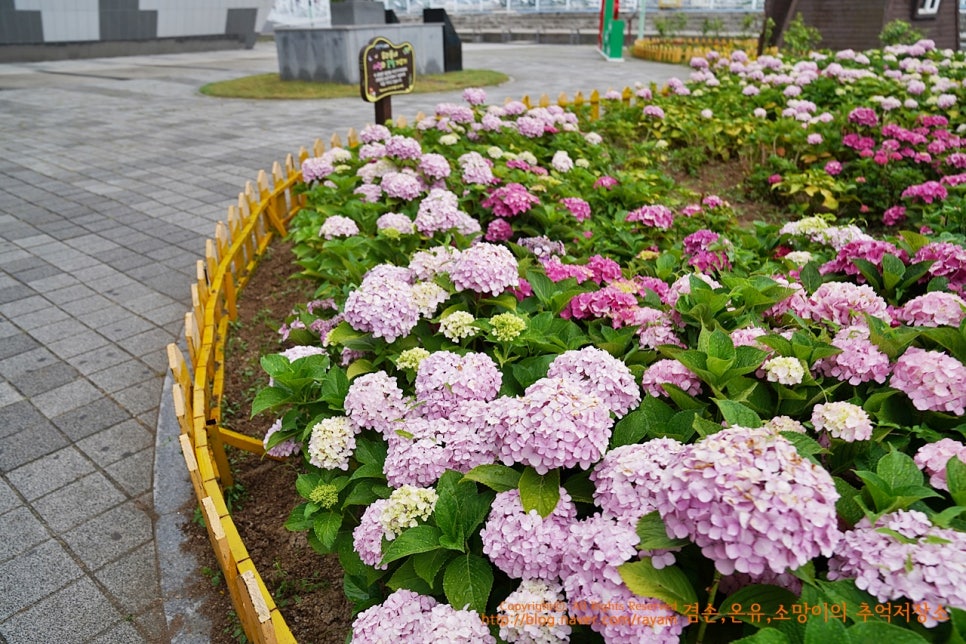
165 90 642 642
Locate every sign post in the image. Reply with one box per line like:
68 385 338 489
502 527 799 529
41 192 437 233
360 37 416 125
597 0 625 61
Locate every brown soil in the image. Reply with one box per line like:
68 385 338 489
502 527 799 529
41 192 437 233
181 240 354 644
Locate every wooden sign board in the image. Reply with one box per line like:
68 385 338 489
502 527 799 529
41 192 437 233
360 37 415 103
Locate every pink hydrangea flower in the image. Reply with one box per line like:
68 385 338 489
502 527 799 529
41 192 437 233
828 509 966 627
546 347 641 417
319 215 359 240
883 205 906 226
898 292 966 327
344 371 410 435
626 204 674 229
591 439 688 524
915 438 966 491
819 239 907 278
914 243 966 293
902 180 948 204
481 182 541 218
815 325 891 385
848 107 879 127
640 359 703 397
560 196 591 222
415 350 501 419
563 287 638 322
343 269 420 343
657 426 841 576
481 488 576 580
806 282 891 327
890 347 966 415
449 242 519 296
541 256 595 283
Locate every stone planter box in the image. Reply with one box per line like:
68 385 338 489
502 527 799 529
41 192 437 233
330 0 386 26
275 24 444 85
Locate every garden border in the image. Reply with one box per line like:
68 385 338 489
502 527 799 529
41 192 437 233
164 87 645 643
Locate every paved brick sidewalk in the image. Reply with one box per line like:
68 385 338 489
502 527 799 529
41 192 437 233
0 41 677 643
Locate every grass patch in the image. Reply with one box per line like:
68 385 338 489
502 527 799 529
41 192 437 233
200 69 509 99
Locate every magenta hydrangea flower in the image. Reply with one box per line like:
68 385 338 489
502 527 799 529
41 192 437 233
806 282 891 327
683 229 731 272
344 371 410 435
594 175 618 190
484 218 513 242
898 292 966 327
562 287 637 322
546 347 641 417
657 425 841 576
848 107 879 127
481 182 541 218
914 242 966 294
883 205 906 226
342 269 420 343
414 350 501 419
449 243 519 296
811 401 874 441
890 347 966 415
560 196 592 222
815 325 891 386
481 488 577 580
902 180 948 204
915 438 966 491
495 377 613 474
541 256 595 283
640 359 703 397
626 204 674 230
819 239 907 278
828 509 966 627
591 439 688 524
585 254 622 284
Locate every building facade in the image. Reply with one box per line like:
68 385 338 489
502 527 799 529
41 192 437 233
0 0 275 62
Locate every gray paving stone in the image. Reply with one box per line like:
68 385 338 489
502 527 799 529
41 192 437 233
26 318 84 345
0 347 58 380
13 305 71 331
67 344 135 377
52 396 131 441
76 419 153 467
105 448 154 497
116 326 177 360
0 294 48 318
87 359 157 395
40 282 97 305
30 378 102 418
0 577 124 644
0 381 23 409
0 333 40 361
12 360 81 398
112 379 162 417
94 541 162 615
0 284 35 305
0 417 68 472
88 620 146 644
0 479 19 515
45 328 111 360
32 471 127 533
6 446 96 501
58 293 116 317
0 506 49 563
24 272 80 293
62 501 154 570
95 314 156 343
0 539 83 620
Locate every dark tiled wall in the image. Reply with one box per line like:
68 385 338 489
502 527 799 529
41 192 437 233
226 7 257 37
0 0 43 45
99 0 158 41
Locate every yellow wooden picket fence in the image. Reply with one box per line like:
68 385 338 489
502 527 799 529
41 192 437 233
165 88 643 643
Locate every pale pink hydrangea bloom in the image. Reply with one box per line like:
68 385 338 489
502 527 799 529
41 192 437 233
415 350 501 419
815 325 891 385
640 359 703 397
890 347 966 415
546 347 640 417
497 579 572 644
828 509 966 627
344 371 410 435
342 269 419 343
806 282 891 327
657 426 841 576
915 438 966 491
591 439 687 524
318 215 359 240
408 245 460 281
449 242 519 296
262 419 301 458
481 488 577 580
376 212 415 235
898 292 966 327
626 204 674 229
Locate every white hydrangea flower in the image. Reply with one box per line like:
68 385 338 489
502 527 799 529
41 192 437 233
763 356 807 385
397 348 431 371
379 485 439 538
440 311 478 341
784 251 814 266
411 281 448 319
307 416 358 470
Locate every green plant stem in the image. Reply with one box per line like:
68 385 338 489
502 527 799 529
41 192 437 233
696 571 723 644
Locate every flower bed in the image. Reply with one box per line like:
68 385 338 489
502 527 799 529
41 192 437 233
253 42 966 643
632 37 760 65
